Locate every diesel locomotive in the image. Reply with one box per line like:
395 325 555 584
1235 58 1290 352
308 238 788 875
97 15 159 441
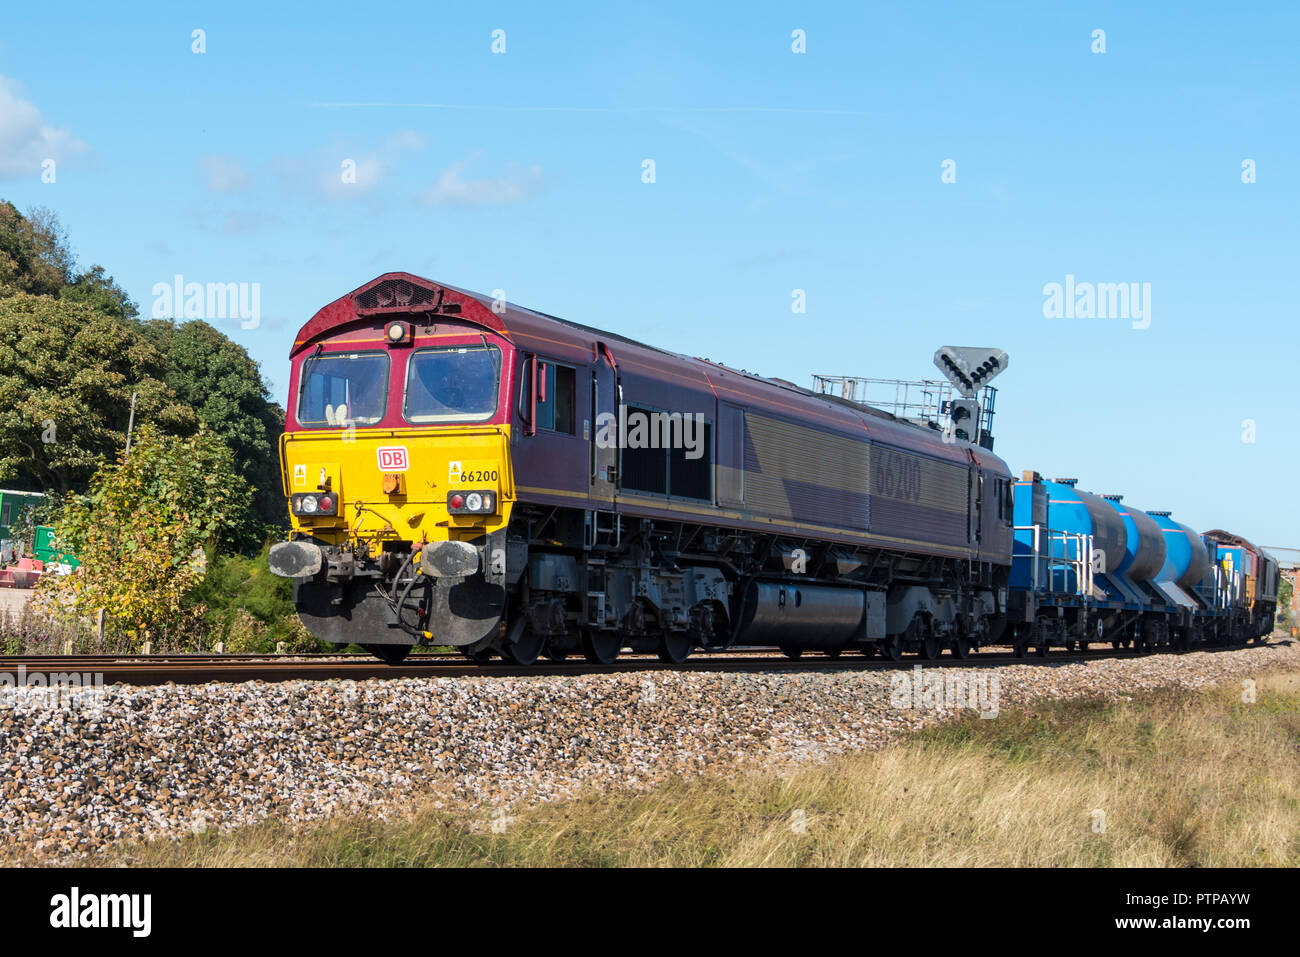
268 273 1277 663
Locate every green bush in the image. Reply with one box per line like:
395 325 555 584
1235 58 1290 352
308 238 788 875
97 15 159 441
195 543 325 653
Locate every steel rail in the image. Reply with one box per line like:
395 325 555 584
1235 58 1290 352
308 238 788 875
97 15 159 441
0 641 1275 686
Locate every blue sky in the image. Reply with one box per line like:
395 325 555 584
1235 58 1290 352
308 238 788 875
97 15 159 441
1 1 1296 545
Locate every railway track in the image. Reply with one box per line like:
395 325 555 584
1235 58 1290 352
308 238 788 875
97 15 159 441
0 641 1273 686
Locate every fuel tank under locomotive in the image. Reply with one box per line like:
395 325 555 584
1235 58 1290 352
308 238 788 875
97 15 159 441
733 581 871 649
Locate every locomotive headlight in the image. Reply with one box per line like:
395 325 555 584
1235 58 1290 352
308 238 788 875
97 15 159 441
291 492 338 517
447 490 496 515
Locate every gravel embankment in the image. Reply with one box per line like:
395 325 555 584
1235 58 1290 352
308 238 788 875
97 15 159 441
1 640 1296 863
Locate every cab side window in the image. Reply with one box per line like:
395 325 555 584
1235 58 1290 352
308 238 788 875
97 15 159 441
520 358 576 435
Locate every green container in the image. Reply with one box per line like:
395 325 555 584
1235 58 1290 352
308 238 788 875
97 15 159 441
33 525 80 568
0 488 45 541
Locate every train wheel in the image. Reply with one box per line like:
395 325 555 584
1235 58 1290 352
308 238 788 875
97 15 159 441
582 629 621 665
884 635 904 661
501 618 545 666
1035 640 1049 658
1013 641 1028 658
657 631 693 664
951 638 972 659
363 644 411 664
780 645 803 660
920 636 942 660
543 645 568 662
1065 640 1077 652
824 647 842 659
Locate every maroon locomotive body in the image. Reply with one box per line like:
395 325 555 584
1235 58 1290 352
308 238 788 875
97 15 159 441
272 273 1013 663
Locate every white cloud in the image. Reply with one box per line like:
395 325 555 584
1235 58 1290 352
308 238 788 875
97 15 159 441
0 76 87 179
420 153 542 206
198 155 252 193
313 130 426 199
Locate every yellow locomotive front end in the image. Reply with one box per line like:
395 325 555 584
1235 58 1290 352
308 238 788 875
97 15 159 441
268 275 520 662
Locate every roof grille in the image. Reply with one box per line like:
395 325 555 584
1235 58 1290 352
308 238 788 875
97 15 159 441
354 278 443 314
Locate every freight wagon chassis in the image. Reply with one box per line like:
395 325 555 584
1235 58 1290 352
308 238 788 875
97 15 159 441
1009 605 1181 657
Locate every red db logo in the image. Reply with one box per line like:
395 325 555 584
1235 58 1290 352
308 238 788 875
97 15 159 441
376 447 409 471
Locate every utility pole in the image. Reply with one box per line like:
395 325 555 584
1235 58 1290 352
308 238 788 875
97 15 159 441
124 391 138 454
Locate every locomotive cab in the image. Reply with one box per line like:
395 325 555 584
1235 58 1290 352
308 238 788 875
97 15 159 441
271 276 522 661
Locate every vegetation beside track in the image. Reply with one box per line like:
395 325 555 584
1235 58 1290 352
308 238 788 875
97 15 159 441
101 670 1300 868
1 201 297 653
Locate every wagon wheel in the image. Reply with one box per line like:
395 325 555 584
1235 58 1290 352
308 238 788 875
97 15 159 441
501 615 546 666
657 630 693 664
883 633 904 661
582 628 621 665
363 644 411 665
919 635 942 660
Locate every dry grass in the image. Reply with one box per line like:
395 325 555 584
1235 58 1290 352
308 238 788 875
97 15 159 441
100 672 1300 867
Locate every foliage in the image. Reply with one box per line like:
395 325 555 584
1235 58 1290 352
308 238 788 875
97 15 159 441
147 319 286 537
194 543 322 652
60 264 138 320
0 292 195 493
0 202 70 296
32 425 254 648
1277 576 1293 626
0 602 98 655
0 203 282 544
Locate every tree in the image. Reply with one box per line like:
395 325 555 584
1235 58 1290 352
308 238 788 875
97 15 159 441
0 198 284 547
146 318 286 536
1277 575 1293 628
0 201 70 296
60 264 138 320
0 203 137 317
33 425 255 648
0 292 195 494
